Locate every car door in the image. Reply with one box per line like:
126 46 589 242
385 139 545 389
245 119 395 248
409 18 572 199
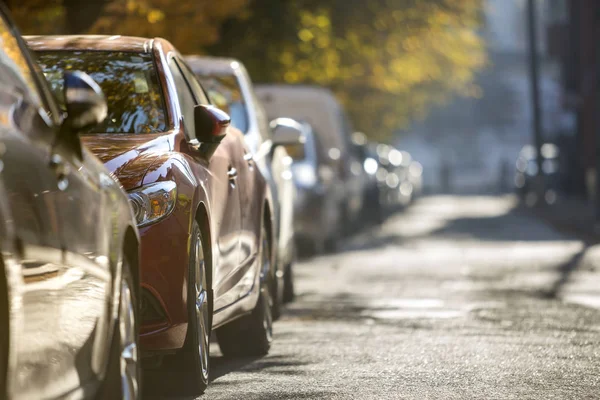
51 142 114 381
226 72 261 268
0 14 107 398
170 58 243 309
227 127 256 269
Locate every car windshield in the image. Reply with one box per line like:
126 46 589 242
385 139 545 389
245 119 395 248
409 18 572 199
197 74 248 134
36 51 167 134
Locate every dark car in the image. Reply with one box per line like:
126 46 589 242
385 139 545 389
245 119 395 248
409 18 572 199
0 8 141 400
374 143 415 211
514 143 560 205
185 56 300 310
351 132 385 225
28 35 275 395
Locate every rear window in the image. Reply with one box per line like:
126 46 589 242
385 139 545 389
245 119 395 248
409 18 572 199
36 51 168 134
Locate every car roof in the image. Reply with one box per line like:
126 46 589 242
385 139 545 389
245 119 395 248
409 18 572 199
255 85 348 151
25 35 155 53
184 55 242 75
255 84 337 101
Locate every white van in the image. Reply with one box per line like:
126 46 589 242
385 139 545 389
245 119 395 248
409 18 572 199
256 85 367 238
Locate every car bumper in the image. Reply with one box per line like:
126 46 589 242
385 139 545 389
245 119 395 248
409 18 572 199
294 189 332 239
138 211 191 352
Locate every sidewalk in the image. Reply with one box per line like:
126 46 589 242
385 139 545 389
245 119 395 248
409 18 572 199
524 196 600 310
525 195 600 243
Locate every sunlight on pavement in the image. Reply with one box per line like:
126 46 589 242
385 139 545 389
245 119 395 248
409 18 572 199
563 294 600 310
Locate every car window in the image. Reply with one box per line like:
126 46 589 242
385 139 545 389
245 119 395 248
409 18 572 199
37 51 167 134
197 73 249 134
177 60 210 105
169 58 199 140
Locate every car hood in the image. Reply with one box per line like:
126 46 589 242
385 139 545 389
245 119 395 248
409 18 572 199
81 134 171 190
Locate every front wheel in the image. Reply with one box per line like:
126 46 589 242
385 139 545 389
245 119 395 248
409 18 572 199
217 225 273 357
100 258 140 400
172 220 211 395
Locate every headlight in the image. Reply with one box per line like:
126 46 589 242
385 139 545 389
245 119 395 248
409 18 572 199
128 181 177 227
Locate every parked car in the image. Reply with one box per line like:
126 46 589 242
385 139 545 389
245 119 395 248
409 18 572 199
0 10 141 400
408 158 424 200
185 56 300 309
371 143 413 212
29 35 275 395
514 143 560 205
269 118 341 255
255 84 367 239
351 132 385 225
396 149 416 206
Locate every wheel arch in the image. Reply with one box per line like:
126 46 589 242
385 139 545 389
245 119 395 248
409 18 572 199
122 226 140 295
263 202 272 249
194 202 213 308
263 201 275 273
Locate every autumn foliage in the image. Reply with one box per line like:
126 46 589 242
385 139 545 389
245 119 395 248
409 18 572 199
10 0 487 140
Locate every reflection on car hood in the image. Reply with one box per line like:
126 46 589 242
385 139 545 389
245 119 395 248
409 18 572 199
81 134 170 190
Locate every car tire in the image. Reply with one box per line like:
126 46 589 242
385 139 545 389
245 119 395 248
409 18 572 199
282 262 295 304
216 225 273 357
172 220 211 395
99 258 140 400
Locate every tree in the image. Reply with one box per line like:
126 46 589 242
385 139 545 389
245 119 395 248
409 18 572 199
91 0 250 53
10 0 250 52
10 0 486 141
213 0 487 141
8 0 107 34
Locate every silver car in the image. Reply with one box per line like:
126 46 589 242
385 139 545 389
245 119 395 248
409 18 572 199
255 84 368 239
270 118 341 255
185 56 300 314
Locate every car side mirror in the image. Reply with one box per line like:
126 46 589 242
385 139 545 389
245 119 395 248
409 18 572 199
271 118 307 160
63 71 107 131
188 105 230 159
194 104 230 142
272 123 306 147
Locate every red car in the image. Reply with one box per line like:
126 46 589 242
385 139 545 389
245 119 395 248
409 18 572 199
28 35 276 394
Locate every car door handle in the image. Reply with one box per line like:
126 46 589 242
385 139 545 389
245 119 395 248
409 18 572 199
244 152 254 167
228 167 238 181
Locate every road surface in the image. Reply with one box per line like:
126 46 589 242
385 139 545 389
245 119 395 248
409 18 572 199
145 195 600 399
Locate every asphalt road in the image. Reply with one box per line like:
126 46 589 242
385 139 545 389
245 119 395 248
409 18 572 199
145 195 600 399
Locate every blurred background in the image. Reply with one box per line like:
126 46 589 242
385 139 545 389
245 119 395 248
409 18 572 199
6 0 599 217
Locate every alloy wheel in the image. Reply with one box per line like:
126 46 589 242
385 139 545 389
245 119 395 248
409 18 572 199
119 278 139 400
193 232 210 381
261 233 274 343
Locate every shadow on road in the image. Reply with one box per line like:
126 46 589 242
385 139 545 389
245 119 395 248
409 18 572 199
143 353 311 399
318 198 597 304
428 207 568 242
211 354 309 381
333 201 568 257
542 244 591 299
